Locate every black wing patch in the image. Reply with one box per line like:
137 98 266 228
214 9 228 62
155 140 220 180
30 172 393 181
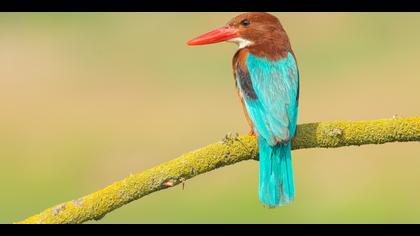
236 64 257 100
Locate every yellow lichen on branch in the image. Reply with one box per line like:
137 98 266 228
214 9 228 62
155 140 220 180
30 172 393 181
17 117 420 224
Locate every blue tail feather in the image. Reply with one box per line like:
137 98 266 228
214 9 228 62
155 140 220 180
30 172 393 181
259 138 295 207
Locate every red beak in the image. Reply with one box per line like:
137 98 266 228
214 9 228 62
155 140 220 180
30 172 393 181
187 26 240 46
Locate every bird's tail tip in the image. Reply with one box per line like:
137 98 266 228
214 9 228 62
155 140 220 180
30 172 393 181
258 139 295 208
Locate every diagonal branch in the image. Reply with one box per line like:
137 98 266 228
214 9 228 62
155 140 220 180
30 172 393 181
17 117 420 224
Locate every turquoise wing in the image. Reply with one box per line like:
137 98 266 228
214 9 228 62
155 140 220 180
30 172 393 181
237 52 299 146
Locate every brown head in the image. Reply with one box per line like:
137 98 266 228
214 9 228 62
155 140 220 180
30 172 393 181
187 12 292 60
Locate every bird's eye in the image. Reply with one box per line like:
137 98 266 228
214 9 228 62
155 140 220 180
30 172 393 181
240 19 250 27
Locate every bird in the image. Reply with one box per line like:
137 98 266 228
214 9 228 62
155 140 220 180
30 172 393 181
187 12 299 208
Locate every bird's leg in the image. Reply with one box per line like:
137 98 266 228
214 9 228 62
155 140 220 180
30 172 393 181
248 129 256 136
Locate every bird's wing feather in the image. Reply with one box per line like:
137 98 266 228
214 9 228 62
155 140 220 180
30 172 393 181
235 51 299 146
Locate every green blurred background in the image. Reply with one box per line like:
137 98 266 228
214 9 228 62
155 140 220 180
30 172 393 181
0 13 419 223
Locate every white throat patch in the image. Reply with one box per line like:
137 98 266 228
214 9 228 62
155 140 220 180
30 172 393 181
227 37 253 49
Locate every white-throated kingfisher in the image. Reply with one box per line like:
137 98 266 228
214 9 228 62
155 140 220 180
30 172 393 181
187 12 299 208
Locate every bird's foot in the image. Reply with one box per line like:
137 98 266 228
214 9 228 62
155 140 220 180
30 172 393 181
248 129 256 136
